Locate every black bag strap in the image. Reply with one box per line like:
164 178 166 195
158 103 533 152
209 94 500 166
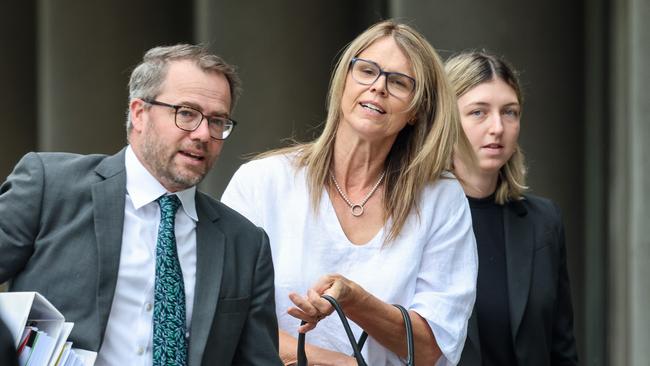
296 294 415 365
394 304 415 366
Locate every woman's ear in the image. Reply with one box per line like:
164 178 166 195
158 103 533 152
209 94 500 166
407 113 417 125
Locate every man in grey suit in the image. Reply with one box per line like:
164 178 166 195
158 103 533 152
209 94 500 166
0 44 282 365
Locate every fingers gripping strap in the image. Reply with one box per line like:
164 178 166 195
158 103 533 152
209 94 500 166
296 295 415 365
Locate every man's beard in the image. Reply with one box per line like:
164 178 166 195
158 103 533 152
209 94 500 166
140 130 208 191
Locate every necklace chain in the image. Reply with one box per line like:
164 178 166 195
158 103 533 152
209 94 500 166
330 171 386 217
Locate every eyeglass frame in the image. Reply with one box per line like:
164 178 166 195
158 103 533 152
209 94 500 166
348 57 417 97
142 99 238 140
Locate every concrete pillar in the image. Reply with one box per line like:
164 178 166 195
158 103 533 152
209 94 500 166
1 2 37 179
37 0 193 154
392 0 586 360
583 0 608 364
609 0 650 364
194 0 387 197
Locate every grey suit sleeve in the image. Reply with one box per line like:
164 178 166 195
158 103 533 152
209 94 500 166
232 228 282 365
0 153 44 282
0 317 18 366
550 205 579 366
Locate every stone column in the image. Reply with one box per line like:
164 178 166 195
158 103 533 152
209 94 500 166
609 0 650 364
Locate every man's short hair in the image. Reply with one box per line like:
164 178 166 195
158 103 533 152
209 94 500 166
126 44 241 135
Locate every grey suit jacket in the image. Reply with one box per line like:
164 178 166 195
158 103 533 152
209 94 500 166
459 194 578 366
0 317 18 366
0 149 282 365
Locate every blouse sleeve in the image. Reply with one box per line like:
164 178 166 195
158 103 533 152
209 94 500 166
409 183 478 366
221 162 263 226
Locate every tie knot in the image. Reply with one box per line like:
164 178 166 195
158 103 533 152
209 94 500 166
157 194 181 219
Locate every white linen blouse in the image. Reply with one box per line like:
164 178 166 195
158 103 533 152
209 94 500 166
221 153 477 365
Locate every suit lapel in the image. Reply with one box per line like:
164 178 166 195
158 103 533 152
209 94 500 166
188 194 224 366
92 149 127 345
504 199 534 342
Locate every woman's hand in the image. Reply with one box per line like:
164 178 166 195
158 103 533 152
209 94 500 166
287 274 364 333
279 329 358 366
287 274 442 363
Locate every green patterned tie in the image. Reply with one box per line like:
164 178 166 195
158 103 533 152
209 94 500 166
153 195 187 366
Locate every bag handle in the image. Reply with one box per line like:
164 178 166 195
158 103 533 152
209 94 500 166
296 294 415 365
394 304 415 366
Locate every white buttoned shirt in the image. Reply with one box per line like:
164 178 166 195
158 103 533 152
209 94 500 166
95 146 198 366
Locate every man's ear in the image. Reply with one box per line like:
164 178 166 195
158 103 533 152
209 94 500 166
130 98 147 132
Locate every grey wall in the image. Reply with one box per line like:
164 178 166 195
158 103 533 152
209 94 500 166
37 0 194 155
584 0 608 364
1 1 37 179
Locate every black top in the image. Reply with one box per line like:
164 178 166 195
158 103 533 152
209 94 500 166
459 194 578 366
468 194 518 366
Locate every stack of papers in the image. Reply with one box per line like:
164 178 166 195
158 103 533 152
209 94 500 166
0 292 96 366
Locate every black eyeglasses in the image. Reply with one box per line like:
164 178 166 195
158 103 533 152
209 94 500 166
349 58 416 98
143 99 237 140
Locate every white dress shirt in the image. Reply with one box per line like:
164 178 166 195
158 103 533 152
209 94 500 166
222 154 478 366
95 146 198 366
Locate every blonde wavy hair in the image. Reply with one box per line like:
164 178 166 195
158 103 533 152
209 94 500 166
445 50 528 203
259 20 472 241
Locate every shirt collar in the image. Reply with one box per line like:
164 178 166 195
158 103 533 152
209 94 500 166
125 146 198 221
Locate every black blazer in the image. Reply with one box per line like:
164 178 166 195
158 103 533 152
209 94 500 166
0 149 282 365
459 194 578 366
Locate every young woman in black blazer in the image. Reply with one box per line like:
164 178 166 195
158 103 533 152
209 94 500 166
446 51 578 366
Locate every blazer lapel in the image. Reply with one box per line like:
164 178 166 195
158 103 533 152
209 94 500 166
504 200 534 341
92 149 127 345
188 194 224 366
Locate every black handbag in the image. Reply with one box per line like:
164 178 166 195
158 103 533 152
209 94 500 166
296 294 415 365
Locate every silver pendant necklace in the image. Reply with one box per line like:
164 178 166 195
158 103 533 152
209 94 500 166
330 171 386 217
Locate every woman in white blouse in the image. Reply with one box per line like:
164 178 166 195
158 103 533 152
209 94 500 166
222 20 477 365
